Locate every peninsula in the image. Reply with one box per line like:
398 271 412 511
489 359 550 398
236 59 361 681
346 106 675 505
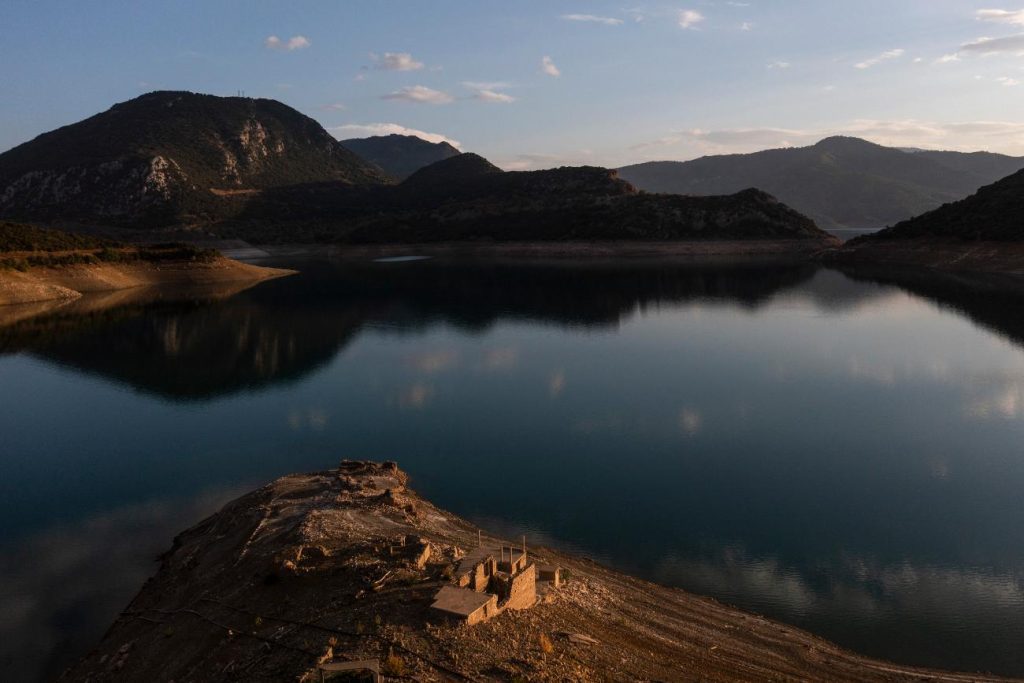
62 461 1012 682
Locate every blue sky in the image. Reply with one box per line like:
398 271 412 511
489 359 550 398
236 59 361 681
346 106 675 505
3 1 1024 168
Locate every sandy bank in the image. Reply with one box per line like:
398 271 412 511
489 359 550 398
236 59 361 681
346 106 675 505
62 462 1012 682
0 256 294 306
824 238 1024 277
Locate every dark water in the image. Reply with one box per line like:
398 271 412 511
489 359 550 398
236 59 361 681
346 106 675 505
2 258 1024 680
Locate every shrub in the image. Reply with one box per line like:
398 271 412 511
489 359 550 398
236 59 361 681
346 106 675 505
381 649 405 677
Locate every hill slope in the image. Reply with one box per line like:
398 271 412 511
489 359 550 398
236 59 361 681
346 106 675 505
235 154 833 244
862 168 1024 241
618 137 1024 232
339 133 461 180
0 91 389 226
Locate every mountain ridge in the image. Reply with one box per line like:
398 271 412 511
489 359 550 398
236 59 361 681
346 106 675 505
339 133 461 180
0 91 389 227
618 137 1024 232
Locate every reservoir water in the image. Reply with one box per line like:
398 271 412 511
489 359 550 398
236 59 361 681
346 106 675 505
2 257 1023 680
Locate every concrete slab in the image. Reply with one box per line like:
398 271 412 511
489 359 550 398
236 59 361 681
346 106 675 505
431 585 496 621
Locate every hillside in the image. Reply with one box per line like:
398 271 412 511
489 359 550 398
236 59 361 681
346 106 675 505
61 461 1007 682
865 168 1024 241
340 133 461 180
0 91 389 227
618 137 1024 232
233 153 833 245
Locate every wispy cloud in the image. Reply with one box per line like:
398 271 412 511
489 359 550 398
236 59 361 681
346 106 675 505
678 9 705 29
328 122 461 148
380 85 453 104
976 8 1024 25
958 33 1024 55
541 55 561 77
854 48 905 69
562 13 623 25
321 102 347 111
767 61 791 69
462 81 516 102
264 35 311 51
370 51 424 71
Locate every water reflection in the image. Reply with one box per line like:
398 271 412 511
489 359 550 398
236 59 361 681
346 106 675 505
3 258 1024 678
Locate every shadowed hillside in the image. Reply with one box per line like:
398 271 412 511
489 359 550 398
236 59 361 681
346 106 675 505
619 137 1024 232
340 133 461 180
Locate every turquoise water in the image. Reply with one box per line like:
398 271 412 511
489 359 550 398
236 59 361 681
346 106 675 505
2 258 1023 679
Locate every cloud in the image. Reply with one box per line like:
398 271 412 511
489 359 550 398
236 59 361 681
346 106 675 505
562 13 623 25
679 407 703 435
380 85 453 104
767 60 791 69
264 35 311 51
958 33 1024 55
854 48 905 69
740 21 754 31
549 370 566 397
472 89 516 103
997 75 1021 86
328 122 462 148
462 81 516 103
678 9 705 29
541 55 561 77
976 8 1024 25
321 102 347 111
396 382 434 409
371 51 424 71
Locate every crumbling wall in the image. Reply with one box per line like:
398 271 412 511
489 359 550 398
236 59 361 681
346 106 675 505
504 563 537 610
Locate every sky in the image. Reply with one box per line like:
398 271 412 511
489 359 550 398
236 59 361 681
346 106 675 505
2 1 1024 169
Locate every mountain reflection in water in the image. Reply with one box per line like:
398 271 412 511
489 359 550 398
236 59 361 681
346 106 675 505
2 258 1024 681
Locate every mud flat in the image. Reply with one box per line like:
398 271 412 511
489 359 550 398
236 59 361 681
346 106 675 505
62 462 1011 682
0 256 293 306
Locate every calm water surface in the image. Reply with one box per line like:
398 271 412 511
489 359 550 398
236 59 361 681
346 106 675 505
2 258 1024 680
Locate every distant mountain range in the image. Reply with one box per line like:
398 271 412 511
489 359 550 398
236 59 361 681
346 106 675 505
618 137 1024 232
0 91 388 226
339 134 460 180
0 91 831 244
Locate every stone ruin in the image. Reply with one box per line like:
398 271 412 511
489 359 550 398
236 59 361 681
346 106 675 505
430 537 562 626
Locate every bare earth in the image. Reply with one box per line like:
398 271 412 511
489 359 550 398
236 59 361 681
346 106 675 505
62 462 1014 682
0 256 294 306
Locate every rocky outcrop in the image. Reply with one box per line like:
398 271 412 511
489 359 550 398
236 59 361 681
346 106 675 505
60 461 1008 682
0 91 389 226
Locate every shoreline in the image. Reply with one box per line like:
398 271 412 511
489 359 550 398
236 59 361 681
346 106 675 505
62 462 1014 682
0 255 294 306
286 238 840 261
821 238 1024 278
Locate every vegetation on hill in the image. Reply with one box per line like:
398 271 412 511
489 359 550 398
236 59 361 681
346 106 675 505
339 133 461 180
229 154 829 243
0 91 389 226
858 168 1024 241
0 221 114 252
618 137 1024 231
0 221 216 271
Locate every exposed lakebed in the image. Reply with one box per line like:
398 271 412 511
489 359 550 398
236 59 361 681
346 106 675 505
2 257 1023 680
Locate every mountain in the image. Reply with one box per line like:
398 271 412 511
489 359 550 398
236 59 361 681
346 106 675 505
862 168 1024 241
0 91 388 227
234 153 831 244
618 137 1024 232
339 133 461 180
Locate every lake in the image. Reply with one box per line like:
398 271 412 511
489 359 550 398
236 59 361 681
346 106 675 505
2 257 1024 680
